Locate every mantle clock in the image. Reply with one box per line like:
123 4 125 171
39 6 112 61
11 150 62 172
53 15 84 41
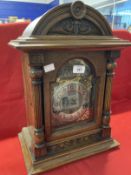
10 1 131 174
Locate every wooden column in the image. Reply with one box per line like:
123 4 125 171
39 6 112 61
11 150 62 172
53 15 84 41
30 66 47 160
102 51 119 139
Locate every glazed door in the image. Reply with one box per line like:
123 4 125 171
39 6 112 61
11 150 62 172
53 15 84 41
43 51 106 141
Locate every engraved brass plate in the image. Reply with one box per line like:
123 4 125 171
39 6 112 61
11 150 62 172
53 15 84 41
51 59 94 128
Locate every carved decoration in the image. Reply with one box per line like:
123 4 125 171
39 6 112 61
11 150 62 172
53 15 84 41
47 132 101 154
28 2 112 36
71 1 86 19
48 18 102 35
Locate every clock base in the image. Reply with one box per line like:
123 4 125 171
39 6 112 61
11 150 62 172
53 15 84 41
18 127 120 175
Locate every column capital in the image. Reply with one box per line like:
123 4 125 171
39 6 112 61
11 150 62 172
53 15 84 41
30 66 43 85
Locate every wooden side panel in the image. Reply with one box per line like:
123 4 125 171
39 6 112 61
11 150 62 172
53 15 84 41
21 53 34 127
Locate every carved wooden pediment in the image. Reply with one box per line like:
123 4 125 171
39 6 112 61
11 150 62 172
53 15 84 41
23 1 112 36
10 1 131 51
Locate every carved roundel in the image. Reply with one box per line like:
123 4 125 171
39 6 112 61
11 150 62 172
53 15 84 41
71 1 86 19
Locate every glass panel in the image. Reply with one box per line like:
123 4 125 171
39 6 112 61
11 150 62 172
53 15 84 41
51 59 94 128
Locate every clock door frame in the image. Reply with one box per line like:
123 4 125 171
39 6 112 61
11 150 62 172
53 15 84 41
43 51 107 142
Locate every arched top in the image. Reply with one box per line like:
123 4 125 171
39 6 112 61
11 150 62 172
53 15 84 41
23 1 112 37
57 57 96 81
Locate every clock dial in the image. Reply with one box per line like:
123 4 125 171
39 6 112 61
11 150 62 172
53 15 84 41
51 59 94 128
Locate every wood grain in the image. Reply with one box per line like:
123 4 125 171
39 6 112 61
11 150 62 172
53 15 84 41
9 1 131 174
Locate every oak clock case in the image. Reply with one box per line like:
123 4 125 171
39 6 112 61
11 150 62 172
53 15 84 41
9 1 131 175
